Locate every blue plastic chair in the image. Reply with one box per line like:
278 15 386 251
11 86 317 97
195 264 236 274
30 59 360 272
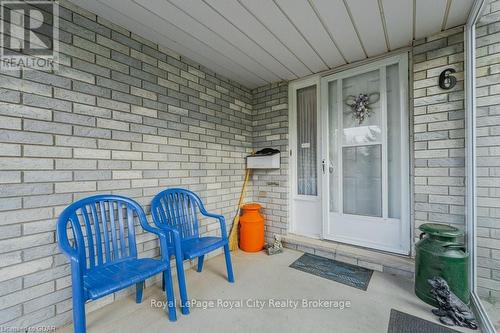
56 195 177 333
151 188 235 314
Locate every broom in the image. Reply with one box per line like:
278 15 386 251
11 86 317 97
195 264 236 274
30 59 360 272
228 167 251 251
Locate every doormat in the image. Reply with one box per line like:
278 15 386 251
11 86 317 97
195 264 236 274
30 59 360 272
289 253 373 291
387 309 462 333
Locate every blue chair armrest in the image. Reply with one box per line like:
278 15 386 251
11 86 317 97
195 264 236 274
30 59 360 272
156 223 181 238
156 224 184 262
200 211 228 239
136 214 171 261
56 217 80 263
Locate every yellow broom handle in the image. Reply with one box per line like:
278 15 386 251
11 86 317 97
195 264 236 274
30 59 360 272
238 168 251 208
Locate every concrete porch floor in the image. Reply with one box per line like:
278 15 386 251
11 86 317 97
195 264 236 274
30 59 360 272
57 249 476 333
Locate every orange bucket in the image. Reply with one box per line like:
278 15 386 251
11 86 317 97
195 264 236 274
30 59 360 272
239 203 265 252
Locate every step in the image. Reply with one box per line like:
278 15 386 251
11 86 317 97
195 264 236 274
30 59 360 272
282 233 415 280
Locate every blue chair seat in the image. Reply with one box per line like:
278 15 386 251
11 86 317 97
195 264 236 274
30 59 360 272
181 237 227 259
83 258 169 300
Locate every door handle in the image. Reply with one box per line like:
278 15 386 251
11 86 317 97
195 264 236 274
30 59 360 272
322 159 335 174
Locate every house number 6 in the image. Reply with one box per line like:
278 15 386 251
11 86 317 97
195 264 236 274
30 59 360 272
438 68 457 90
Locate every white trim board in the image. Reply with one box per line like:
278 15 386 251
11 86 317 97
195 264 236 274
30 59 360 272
465 0 497 332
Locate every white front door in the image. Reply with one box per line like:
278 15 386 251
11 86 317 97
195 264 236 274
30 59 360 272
320 54 410 254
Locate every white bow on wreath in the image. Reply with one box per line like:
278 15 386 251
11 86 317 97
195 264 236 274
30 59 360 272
345 92 380 124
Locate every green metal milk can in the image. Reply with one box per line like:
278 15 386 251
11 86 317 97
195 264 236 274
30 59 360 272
415 223 469 306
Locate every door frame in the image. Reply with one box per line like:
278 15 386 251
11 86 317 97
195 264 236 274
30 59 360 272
288 75 322 237
320 53 411 255
465 0 497 332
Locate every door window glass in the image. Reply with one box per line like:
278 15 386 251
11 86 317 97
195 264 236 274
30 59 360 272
297 85 317 196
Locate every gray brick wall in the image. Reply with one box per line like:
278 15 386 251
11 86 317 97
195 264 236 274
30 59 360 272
0 0 253 329
412 28 466 246
0 0 478 329
476 0 500 301
250 82 289 243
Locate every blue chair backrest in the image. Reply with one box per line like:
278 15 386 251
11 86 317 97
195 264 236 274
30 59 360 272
57 195 145 272
151 188 203 241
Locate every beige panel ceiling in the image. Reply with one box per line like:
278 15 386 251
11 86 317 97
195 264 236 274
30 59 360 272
71 0 474 89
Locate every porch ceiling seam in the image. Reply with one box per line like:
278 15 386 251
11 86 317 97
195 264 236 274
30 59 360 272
306 0 348 64
342 0 369 59
377 0 391 51
442 0 453 31
412 0 417 41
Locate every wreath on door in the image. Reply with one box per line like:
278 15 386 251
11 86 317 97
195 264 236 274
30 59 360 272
345 92 380 124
